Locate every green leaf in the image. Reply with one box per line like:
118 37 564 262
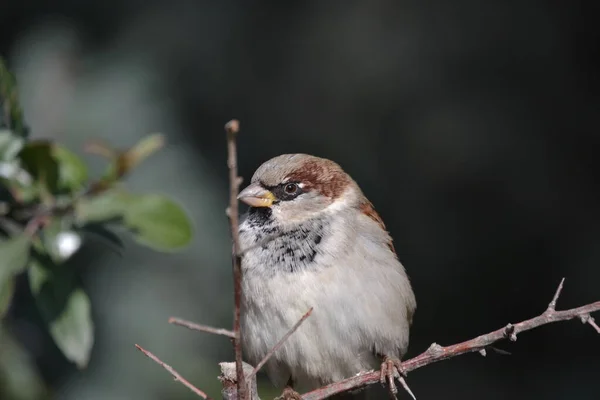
0 233 29 318
0 130 30 189
3 179 39 204
51 144 88 192
102 133 165 183
0 233 31 290
80 223 124 250
18 141 59 194
18 141 88 194
75 190 192 251
0 327 47 400
0 129 25 161
0 276 15 318
123 194 192 251
74 190 129 223
28 259 94 369
124 133 165 170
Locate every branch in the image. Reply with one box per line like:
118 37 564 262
220 362 261 400
301 279 600 400
224 119 248 400
169 317 236 339
248 307 313 380
135 344 213 400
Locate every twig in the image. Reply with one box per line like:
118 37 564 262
301 279 600 400
224 119 248 400
169 317 236 339
580 314 600 334
135 344 213 400
24 213 50 236
248 307 313 380
547 277 564 311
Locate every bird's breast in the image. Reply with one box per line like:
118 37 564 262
239 216 329 276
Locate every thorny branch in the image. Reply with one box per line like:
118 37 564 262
301 278 600 400
135 344 213 400
136 119 600 400
225 119 248 400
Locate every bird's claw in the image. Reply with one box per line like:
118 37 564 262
380 357 415 400
275 386 302 400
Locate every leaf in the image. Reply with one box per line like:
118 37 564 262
123 193 193 251
74 190 129 223
0 233 32 290
102 133 165 183
80 223 124 249
0 129 25 161
75 190 192 251
0 130 31 187
0 276 15 318
123 133 165 170
28 259 94 369
3 179 38 203
19 141 89 194
0 233 31 318
18 141 59 194
51 144 88 192
0 327 47 400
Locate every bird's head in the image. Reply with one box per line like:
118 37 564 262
238 154 362 226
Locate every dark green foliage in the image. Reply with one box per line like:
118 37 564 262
0 57 193 370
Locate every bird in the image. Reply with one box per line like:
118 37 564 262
237 154 416 399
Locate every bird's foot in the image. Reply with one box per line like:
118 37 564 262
379 357 416 400
275 386 302 400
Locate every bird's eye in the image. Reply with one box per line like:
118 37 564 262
284 183 298 194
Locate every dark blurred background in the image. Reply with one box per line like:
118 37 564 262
1 1 599 399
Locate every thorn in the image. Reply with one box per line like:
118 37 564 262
226 207 232 217
235 176 244 187
398 377 417 400
504 323 517 342
580 314 600 334
479 349 487 357
547 277 565 311
426 343 443 355
225 119 240 136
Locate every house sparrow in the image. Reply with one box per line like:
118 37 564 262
238 154 416 398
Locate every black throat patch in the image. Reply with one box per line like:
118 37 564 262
240 208 326 274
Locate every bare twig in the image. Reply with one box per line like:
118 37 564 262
135 344 213 400
547 277 565 311
580 314 600 334
169 317 236 339
301 279 600 400
248 307 313 380
225 119 248 400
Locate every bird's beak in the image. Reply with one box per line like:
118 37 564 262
238 183 276 207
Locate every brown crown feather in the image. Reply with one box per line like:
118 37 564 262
286 158 351 200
